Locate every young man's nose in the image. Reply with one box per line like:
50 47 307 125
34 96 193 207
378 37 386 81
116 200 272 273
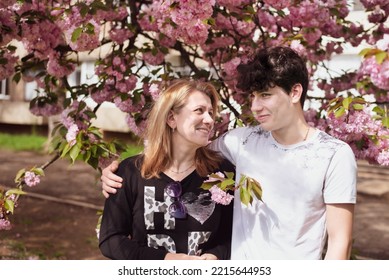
251 97 264 112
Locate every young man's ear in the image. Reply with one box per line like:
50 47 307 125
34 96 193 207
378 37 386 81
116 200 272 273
290 83 303 104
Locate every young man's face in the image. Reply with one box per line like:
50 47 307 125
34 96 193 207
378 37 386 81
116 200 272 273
250 86 296 131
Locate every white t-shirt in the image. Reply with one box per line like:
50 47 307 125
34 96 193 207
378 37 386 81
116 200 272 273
211 126 357 259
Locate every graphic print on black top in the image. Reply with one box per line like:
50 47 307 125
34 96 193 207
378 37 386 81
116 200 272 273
144 186 213 254
99 155 234 260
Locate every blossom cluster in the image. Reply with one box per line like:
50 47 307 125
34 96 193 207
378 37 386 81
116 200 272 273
202 171 235 205
0 48 18 81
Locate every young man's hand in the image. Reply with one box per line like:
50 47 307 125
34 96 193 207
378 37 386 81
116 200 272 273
101 160 122 198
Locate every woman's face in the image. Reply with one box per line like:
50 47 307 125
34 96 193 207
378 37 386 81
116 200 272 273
171 90 215 149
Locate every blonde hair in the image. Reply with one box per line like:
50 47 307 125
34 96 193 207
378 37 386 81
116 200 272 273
139 79 223 179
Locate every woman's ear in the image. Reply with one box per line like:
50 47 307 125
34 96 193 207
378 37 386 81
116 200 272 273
166 110 176 129
290 83 303 104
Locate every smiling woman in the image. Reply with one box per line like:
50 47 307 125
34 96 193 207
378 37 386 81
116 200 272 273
98 79 235 260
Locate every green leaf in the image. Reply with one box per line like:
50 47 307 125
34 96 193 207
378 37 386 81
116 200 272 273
60 143 72 158
239 186 251 206
87 156 99 169
5 199 15 214
6 188 27 196
334 107 346 118
71 27 83 42
85 23 95 35
200 182 214 190
225 171 235 179
342 97 352 110
358 48 372 57
352 104 364 111
69 144 81 163
383 116 389 128
14 168 26 183
249 178 263 201
373 106 384 115
13 72 21 83
221 178 235 189
242 14 253 22
83 150 92 163
375 51 388 64
0 58 7 65
32 167 45 176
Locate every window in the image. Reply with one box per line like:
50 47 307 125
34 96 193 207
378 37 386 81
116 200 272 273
349 0 364 11
24 80 45 101
0 79 9 100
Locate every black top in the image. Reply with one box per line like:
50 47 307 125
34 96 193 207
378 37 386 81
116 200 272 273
99 155 235 260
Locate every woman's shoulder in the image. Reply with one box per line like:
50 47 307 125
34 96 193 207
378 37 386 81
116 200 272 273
217 158 235 173
117 154 144 174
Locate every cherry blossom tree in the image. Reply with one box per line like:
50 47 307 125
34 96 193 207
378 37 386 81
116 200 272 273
1 0 388 229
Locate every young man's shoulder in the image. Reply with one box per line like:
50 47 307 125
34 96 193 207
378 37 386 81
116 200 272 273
315 130 355 158
225 125 265 137
316 130 350 147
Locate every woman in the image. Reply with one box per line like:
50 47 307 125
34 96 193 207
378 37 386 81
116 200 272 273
99 80 234 260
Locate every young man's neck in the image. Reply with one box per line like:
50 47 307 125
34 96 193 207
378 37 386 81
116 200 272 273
271 120 311 146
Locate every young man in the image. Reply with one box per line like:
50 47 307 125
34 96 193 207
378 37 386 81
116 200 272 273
101 46 357 259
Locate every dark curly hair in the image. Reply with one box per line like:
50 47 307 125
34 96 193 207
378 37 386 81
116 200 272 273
236 46 309 107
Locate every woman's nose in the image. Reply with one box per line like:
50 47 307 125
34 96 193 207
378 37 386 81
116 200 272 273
203 112 214 123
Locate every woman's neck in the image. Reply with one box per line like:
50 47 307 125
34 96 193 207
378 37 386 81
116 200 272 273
164 148 197 181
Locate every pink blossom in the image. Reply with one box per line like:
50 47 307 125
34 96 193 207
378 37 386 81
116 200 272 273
126 115 146 136
66 123 79 147
24 171 41 187
0 8 18 46
209 185 234 205
263 0 290 9
109 28 134 45
0 48 18 80
223 57 241 77
91 87 116 104
377 150 389 166
360 57 389 90
149 84 161 101
0 0 16 9
59 5 101 52
143 83 161 101
201 36 234 53
30 101 63 117
290 40 307 57
303 29 322 46
143 50 165 66
21 20 62 59
47 51 76 78
0 219 12 230
204 172 225 183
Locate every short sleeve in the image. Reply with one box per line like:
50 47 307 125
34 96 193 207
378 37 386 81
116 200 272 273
324 144 357 204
